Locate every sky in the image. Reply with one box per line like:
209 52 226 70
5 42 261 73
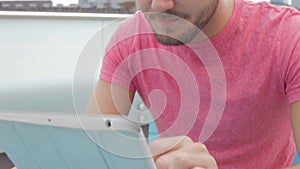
52 0 271 6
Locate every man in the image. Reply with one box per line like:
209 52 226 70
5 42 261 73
87 0 300 168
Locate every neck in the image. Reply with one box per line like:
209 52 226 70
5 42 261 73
201 0 235 38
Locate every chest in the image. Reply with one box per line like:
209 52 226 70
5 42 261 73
128 43 289 143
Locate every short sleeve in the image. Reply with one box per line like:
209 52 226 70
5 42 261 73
284 39 300 104
280 13 300 104
99 17 138 92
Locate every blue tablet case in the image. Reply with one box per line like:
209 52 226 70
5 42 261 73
0 114 156 169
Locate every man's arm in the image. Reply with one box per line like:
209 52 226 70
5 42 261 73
285 101 300 169
85 80 134 115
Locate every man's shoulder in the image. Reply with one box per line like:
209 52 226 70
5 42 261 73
247 0 299 19
240 0 299 19
115 11 151 36
105 11 155 51
239 0 300 36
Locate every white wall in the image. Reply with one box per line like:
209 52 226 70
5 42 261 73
0 12 127 154
0 12 128 113
0 12 154 154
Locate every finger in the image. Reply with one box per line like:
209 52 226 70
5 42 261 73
161 152 217 169
150 136 193 159
156 143 217 169
191 167 205 169
182 142 210 154
156 142 210 162
167 153 194 169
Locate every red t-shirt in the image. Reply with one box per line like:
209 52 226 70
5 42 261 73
100 0 300 168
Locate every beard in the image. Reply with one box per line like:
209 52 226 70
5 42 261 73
146 0 219 46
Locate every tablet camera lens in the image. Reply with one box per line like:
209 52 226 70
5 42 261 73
105 120 111 128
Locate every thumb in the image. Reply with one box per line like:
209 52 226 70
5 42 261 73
149 136 193 159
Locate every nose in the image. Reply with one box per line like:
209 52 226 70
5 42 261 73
151 0 175 12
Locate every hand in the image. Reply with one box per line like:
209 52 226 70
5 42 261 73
149 136 218 169
283 164 300 169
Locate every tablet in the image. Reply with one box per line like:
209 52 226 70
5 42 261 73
0 111 157 169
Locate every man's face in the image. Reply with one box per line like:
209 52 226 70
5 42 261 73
139 0 219 45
